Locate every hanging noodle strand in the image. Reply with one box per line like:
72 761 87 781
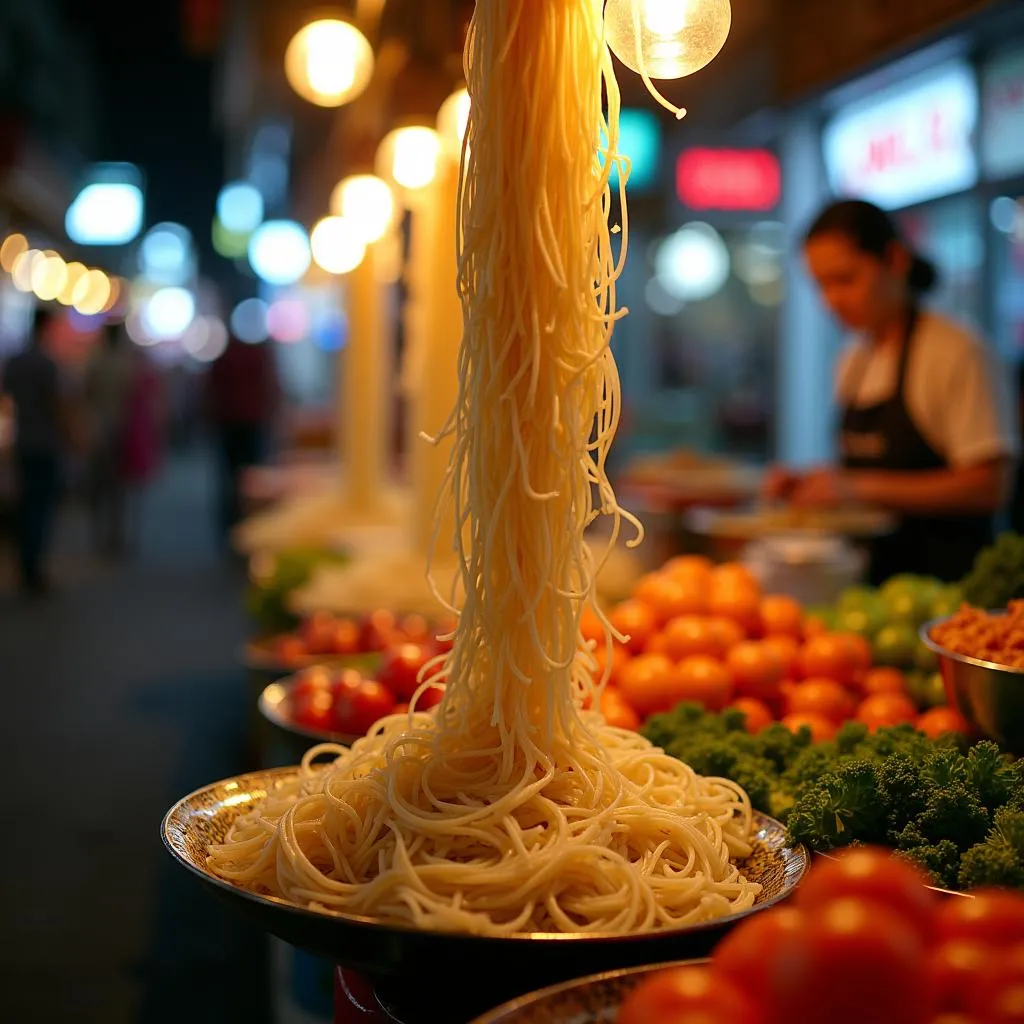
208 0 759 937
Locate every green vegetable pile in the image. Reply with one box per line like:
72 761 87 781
961 532 1024 610
643 703 1024 892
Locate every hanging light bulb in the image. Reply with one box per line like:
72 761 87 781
330 174 395 243
604 0 731 81
284 19 375 108
376 125 441 192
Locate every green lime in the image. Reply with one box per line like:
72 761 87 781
921 672 947 708
930 585 964 620
872 623 918 668
836 599 886 637
883 588 923 626
837 586 877 611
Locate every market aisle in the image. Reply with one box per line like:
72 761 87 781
0 450 271 1024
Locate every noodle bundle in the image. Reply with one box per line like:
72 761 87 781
208 0 760 937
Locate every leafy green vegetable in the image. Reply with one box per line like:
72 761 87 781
245 547 348 634
960 532 1024 609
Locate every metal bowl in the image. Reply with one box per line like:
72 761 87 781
162 767 807 1022
920 615 1024 755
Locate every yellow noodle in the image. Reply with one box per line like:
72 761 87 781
208 0 759 937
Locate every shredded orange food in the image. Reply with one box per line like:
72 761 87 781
930 601 1024 668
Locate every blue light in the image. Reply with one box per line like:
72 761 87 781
66 182 145 246
313 312 348 352
602 109 661 193
248 220 311 286
217 182 264 235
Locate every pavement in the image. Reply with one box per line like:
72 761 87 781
0 449 281 1024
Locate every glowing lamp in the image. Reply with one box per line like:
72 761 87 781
72 270 113 316
248 220 311 286
0 233 28 273
31 255 68 302
330 174 395 243
58 262 89 306
284 19 374 108
376 126 441 192
604 0 731 80
311 216 366 275
437 87 471 153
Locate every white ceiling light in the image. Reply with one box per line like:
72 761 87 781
655 223 731 302
66 182 144 246
248 220 311 286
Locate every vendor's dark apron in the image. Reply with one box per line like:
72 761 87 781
840 308 992 585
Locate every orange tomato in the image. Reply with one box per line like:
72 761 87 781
730 696 774 734
709 582 762 634
759 594 805 638
916 706 970 739
638 576 709 625
599 686 641 730
860 666 908 697
672 655 735 712
707 615 746 650
633 572 672 607
661 615 723 660
799 633 860 686
663 554 714 587
856 692 918 731
647 632 669 655
726 641 786 701
617 653 677 717
710 562 759 593
787 678 856 723
781 711 838 742
579 605 606 647
762 633 801 680
609 600 658 654
836 631 873 673
590 642 631 687
803 614 830 640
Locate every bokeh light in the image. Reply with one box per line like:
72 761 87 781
311 216 366 275
313 311 349 352
11 250 41 292
30 254 68 302
216 182 264 235
267 298 310 344
604 0 732 80
142 287 196 340
183 315 229 362
0 233 28 273
331 175 395 244
212 217 250 260
248 220 311 286
654 223 730 301
284 19 374 108
65 182 145 245
377 126 441 192
437 87 471 153
231 298 270 344
140 223 193 285
72 270 113 316
58 262 89 306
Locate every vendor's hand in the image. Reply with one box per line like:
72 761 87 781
789 467 855 509
763 466 801 502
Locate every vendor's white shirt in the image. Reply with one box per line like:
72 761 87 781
835 311 1020 467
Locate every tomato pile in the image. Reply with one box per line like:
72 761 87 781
618 847 1024 1024
592 557 968 740
268 609 456 667
284 636 451 735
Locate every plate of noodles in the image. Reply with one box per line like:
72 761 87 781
162 760 806 1019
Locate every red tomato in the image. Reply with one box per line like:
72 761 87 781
787 678 856 723
274 634 309 666
378 643 435 701
936 891 1024 948
617 966 761 1024
329 618 362 655
767 898 929 1024
398 613 432 644
927 941 990 1015
916 707 970 739
663 554 714 588
661 615 724 660
394 702 410 715
726 641 785 701
360 609 398 652
713 906 806 1002
331 679 397 735
609 600 659 654
707 616 747 650
759 594 805 638
591 642 631 687
968 945 1024 1024
302 611 339 655
600 687 641 730
857 692 919 731
672 656 735 712
799 633 860 686
709 582 762 634
292 665 334 699
291 677 334 731
796 847 937 944
837 631 873 673
780 712 837 742
860 666 908 696
641 576 710 625
761 633 801 680
617 653 677 718
730 697 774 734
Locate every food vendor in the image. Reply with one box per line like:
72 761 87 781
767 199 1018 584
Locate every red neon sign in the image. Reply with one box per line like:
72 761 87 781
676 148 781 212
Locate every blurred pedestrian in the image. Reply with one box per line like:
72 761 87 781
205 335 279 542
83 323 134 556
0 306 63 595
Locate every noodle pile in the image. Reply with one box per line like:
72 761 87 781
208 0 760 936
